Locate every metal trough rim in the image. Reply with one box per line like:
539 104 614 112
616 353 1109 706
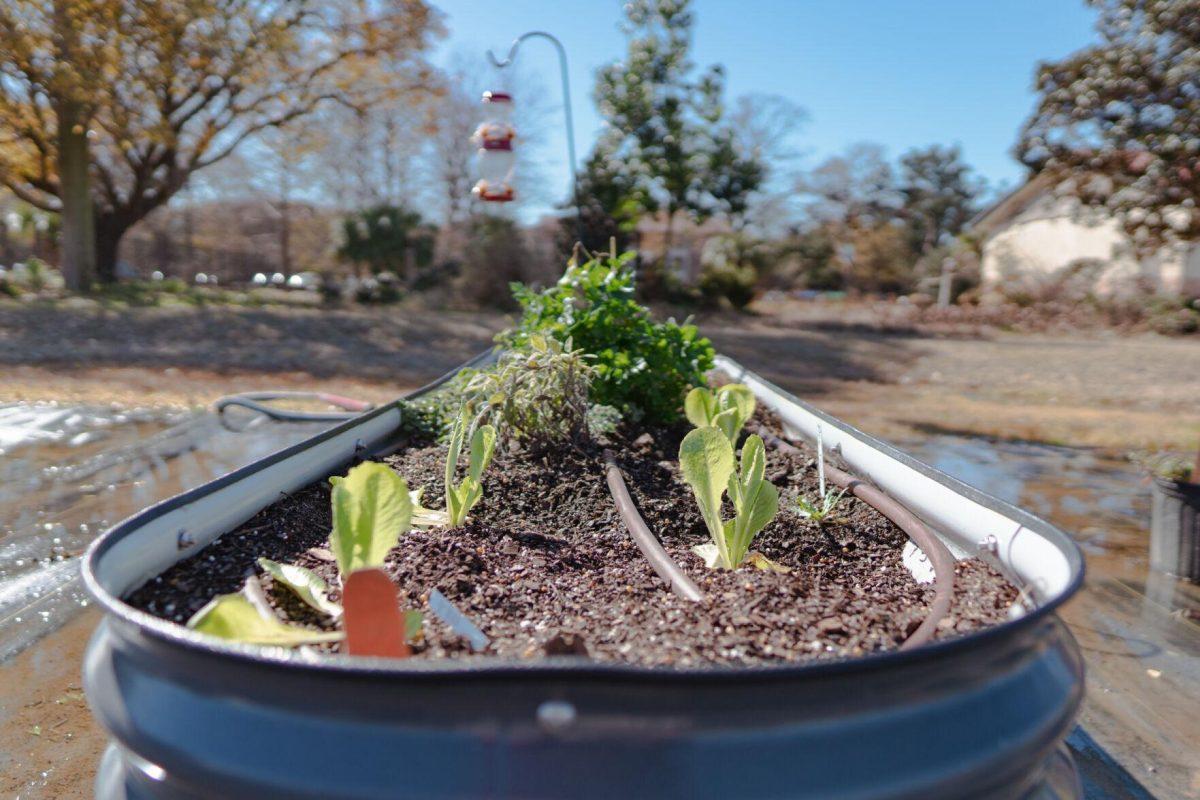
81 350 1085 680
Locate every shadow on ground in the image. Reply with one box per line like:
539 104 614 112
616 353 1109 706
702 316 934 396
0 305 509 381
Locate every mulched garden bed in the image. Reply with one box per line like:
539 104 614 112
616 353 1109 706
127 410 1018 667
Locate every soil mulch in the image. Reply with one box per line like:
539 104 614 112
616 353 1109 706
126 412 1018 667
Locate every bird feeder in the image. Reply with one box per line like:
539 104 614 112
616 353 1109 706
472 91 516 202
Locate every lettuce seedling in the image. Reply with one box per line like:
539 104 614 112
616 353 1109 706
409 487 449 528
329 461 413 575
188 461 423 648
679 427 780 570
258 558 343 618
187 591 343 646
444 408 497 526
685 384 755 446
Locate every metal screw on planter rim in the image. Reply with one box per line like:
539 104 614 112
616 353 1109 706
536 700 576 731
176 529 194 550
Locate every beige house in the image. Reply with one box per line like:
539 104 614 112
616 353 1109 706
972 173 1200 298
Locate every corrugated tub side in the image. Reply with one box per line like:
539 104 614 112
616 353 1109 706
82 356 1086 800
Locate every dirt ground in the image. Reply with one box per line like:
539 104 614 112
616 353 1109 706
2 298 1196 453
1 297 1197 797
0 611 105 799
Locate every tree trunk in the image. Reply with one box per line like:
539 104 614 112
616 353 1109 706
53 0 96 292
0 221 10 266
95 219 125 284
57 102 96 292
663 208 675 266
279 198 292 275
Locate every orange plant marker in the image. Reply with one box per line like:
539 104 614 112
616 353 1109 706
342 568 411 658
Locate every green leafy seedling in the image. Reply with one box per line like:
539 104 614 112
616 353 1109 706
189 461 422 649
258 558 343 619
795 424 848 524
678 427 781 570
685 383 755 446
329 461 413 575
187 592 343 647
409 487 449 528
444 408 497 526
795 488 848 524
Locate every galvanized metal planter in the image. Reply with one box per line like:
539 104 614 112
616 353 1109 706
83 356 1086 800
1150 476 1200 583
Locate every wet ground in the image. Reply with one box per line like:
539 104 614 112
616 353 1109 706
0 401 338 798
900 436 1199 799
0 402 1197 797
0 402 336 661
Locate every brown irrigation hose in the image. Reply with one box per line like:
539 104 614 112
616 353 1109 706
603 452 705 603
755 429 956 650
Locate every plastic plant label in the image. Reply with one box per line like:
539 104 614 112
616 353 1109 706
342 567 411 658
428 589 489 652
902 541 935 584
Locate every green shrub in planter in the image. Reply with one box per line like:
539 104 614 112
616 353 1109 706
503 251 714 424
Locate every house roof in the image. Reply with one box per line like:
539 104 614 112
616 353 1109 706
967 171 1056 237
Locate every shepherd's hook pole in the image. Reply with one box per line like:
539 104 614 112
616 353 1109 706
487 31 583 242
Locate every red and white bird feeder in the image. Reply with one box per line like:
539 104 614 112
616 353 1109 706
472 91 516 203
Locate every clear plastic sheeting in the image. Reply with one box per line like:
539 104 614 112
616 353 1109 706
0 402 333 662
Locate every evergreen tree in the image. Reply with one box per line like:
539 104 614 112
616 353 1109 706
1018 0 1200 247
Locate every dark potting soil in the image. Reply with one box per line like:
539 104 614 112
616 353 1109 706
126 412 1019 667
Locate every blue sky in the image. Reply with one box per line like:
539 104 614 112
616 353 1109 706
430 0 1100 217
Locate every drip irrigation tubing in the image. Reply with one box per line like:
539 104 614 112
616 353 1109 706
603 432 954 650
212 348 498 428
214 391 373 427
603 451 705 603
754 428 956 650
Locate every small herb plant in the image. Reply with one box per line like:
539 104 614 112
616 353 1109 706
444 408 497 526
678 427 782 571
795 488 848 524
795 426 848 524
684 383 755 446
187 462 422 646
458 335 594 446
502 251 715 424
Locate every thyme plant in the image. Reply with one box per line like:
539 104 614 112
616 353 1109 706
458 336 594 446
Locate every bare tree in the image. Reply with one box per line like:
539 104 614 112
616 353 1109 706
0 0 441 287
798 143 902 229
729 93 808 234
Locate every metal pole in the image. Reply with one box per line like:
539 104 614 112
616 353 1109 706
487 31 583 242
